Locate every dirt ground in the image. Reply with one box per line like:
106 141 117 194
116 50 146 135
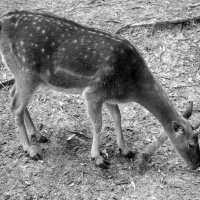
1 0 200 199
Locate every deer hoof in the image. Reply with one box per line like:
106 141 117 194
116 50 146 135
119 149 136 159
91 157 110 169
38 135 48 143
124 151 136 159
24 145 42 161
31 153 42 161
24 150 42 161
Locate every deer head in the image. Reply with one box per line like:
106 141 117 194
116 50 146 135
172 101 200 169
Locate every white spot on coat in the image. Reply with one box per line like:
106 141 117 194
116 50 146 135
120 50 124 54
22 55 26 63
46 70 50 76
15 22 19 28
80 38 84 44
105 56 110 61
20 41 24 46
4 15 12 20
88 30 96 34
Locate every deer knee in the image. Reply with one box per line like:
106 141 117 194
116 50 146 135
94 119 102 133
10 95 17 112
14 107 24 127
9 85 18 112
10 84 16 97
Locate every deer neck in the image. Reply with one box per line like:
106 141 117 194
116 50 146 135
134 73 183 139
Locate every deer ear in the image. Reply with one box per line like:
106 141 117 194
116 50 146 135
172 121 185 136
183 101 193 119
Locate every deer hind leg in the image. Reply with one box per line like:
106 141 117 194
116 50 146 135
83 88 110 169
9 75 41 160
105 103 135 159
10 84 48 144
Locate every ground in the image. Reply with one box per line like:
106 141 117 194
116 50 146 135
1 0 200 199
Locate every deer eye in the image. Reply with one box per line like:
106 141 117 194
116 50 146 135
188 143 195 150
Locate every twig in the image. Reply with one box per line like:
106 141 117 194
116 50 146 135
88 0 105 4
188 3 200 8
115 15 200 34
105 19 121 24
143 133 168 157
138 132 168 175
115 24 131 34
173 84 199 89
0 78 15 90
82 2 112 9
67 130 91 141
115 180 130 186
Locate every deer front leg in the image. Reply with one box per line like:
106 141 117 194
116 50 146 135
83 88 110 169
24 108 48 143
105 103 135 159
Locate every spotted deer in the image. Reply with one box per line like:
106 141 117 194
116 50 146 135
1 10 200 170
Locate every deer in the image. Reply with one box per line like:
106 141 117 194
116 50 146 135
0 10 200 171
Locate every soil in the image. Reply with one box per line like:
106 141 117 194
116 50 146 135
1 0 200 199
